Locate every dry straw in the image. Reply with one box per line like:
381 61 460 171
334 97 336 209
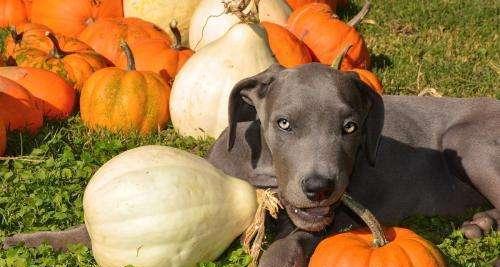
242 189 282 266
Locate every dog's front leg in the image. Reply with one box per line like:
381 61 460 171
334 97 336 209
258 230 319 267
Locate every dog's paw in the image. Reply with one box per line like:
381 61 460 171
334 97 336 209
2 235 27 249
461 209 499 239
258 236 306 267
2 232 50 250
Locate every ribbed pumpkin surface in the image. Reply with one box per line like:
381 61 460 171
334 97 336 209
2 23 50 59
78 17 171 66
287 3 370 69
30 0 123 36
286 0 339 11
116 39 193 80
80 68 171 134
261 21 312 68
13 33 110 90
309 227 446 267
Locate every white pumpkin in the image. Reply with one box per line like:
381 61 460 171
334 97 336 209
258 0 292 26
84 145 258 267
170 23 277 138
189 0 291 51
123 0 202 46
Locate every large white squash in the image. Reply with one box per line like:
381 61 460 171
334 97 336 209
123 0 202 46
170 23 277 138
84 145 258 267
189 0 291 50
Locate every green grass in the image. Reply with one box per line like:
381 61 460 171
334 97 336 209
1 118 499 267
348 0 499 98
1 0 499 266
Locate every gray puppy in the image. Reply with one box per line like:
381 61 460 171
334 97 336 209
3 63 499 266
207 63 499 266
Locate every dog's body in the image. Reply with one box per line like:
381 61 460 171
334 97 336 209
3 64 499 266
206 65 499 264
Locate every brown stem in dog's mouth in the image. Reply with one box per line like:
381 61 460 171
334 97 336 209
341 193 389 247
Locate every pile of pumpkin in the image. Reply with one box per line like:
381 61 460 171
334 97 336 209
0 0 384 153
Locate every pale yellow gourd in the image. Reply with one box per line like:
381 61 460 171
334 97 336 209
123 0 202 46
84 145 258 267
189 0 291 51
170 23 276 138
258 0 292 26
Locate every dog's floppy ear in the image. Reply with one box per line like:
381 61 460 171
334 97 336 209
228 64 284 151
351 73 385 166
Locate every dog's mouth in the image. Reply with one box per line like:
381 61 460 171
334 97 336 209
291 205 333 218
281 198 337 232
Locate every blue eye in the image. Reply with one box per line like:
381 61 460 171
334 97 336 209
277 118 291 131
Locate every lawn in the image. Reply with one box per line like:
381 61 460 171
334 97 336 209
1 0 499 266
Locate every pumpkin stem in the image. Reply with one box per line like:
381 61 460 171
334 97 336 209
119 40 136 71
331 44 353 70
341 194 389 247
225 0 260 24
8 26 23 44
45 31 68 59
169 20 182 50
348 1 371 27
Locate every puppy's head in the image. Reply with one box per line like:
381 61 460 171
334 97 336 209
228 63 384 231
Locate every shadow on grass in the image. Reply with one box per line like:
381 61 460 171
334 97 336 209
371 53 393 70
338 1 364 21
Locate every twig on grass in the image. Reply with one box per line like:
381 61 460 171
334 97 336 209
0 156 46 163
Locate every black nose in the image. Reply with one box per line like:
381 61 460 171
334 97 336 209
301 175 335 201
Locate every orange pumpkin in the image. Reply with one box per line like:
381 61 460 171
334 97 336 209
79 17 171 66
0 0 28 27
286 0 341 11
3 23 51 59
287 2 371 69
11 26 90 54
0 76 43 133
116 20 192 81
21 0 32 17
261 21 312 68
309 195 446 267
0 67 75 119
13 31 110 90
332 45 383 94
310 227 446 267
0 116 6 155
350 68 383 94
80 41 171 134
30 0 123 37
